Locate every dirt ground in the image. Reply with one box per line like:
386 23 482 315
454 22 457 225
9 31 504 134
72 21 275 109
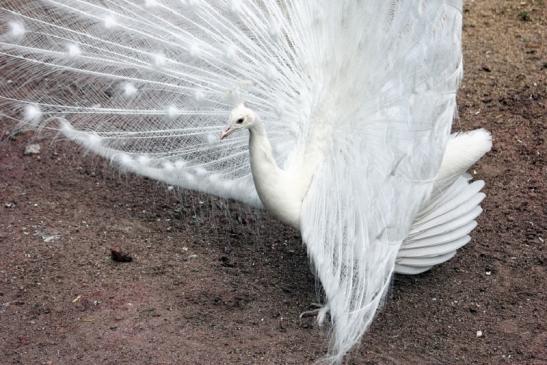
0 1 545 364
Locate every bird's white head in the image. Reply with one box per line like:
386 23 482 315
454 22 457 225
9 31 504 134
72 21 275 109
220 103 257 140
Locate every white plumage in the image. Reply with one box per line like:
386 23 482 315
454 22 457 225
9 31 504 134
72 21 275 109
0 1 492 363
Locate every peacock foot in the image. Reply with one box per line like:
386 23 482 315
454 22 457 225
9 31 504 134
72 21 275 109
299 303 330 326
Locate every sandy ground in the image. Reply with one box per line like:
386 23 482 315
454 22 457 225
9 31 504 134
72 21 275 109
1 1 545 364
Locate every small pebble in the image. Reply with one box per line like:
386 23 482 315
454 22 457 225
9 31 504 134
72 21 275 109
24 144 41 155
476 330 483 337
111 247 133 263
42 234 60 243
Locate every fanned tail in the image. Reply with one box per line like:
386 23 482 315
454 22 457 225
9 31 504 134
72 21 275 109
0 0 314 205
300 1 467 363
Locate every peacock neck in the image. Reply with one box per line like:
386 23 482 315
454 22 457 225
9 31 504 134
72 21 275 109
248 121 276 170
248 121 301 228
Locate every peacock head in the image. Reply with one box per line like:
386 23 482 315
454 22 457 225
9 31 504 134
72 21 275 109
220 103 257 140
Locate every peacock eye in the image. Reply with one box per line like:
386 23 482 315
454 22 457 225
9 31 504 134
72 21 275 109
236 118 244 124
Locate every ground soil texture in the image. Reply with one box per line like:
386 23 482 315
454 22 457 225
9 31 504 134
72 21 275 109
0 1 545 364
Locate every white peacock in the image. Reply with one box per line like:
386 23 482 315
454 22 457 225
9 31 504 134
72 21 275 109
0 1 491 362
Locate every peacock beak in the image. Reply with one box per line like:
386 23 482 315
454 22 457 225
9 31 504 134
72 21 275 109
220 126 235 140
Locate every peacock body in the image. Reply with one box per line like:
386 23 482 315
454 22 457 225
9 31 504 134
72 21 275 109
0 1 491 363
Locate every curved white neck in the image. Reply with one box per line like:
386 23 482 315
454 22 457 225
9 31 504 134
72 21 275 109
248 121 303 228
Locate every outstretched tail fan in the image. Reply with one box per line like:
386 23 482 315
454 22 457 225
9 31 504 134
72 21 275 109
0 1 477 363
1 0 315 206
